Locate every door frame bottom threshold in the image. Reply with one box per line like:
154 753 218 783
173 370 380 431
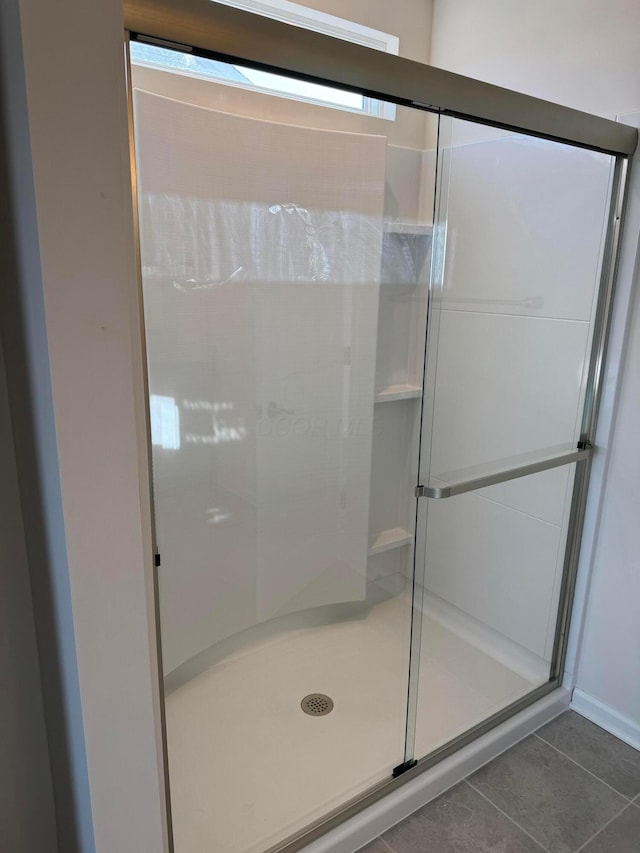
270 683 570 853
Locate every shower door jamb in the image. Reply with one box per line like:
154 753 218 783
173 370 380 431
124 33 175 853
551 154 629 681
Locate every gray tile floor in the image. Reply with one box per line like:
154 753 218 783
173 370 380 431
361 711 640 853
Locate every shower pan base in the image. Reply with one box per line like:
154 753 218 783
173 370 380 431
164 592 543 853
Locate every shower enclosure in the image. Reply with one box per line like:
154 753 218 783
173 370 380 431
124 2 635 851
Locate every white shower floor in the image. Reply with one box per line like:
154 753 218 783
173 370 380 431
165 594 541 853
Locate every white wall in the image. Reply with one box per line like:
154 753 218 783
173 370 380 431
9 0 169 849
0 0 95 847
294 0 433 64
431 0 640 119
431 0 640 743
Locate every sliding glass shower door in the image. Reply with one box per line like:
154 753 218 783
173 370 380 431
406 117 615 761
129 36 620 853
131 46 434 853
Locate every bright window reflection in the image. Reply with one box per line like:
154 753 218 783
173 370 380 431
130 42 369 114
150 394 181 450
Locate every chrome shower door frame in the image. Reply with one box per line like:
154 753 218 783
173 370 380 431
123 3 636 851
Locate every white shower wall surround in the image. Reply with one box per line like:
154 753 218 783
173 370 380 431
131 49 616 853
135 88 390 671
420 124 611 671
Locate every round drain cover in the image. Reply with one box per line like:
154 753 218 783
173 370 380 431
301 693 334 716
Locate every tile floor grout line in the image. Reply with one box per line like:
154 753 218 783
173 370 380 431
463 779 551 852
377 835 396 853
571 801 633 853
532 732 634 801
381 727 639 853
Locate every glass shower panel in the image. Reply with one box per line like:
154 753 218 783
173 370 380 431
131 46 435 853
422 118 614 487
414 465 577 758
411 117 615 761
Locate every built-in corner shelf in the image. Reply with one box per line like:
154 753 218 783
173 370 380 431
368 527 414 557
384 221 433 237
375 384 422 403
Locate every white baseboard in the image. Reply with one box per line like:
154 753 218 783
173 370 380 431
571 689 640 751
303 687 570 853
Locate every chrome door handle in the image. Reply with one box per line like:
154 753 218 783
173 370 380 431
415 445 593 499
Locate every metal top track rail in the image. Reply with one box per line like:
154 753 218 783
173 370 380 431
125 0 637 157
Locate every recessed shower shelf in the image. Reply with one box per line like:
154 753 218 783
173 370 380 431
384 221 433 236
375 384 422 403
368 527 414 557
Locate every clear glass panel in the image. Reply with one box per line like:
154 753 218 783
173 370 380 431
414 465 577 758
131 46 435 853
410 116 615 761
421 119 614 488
